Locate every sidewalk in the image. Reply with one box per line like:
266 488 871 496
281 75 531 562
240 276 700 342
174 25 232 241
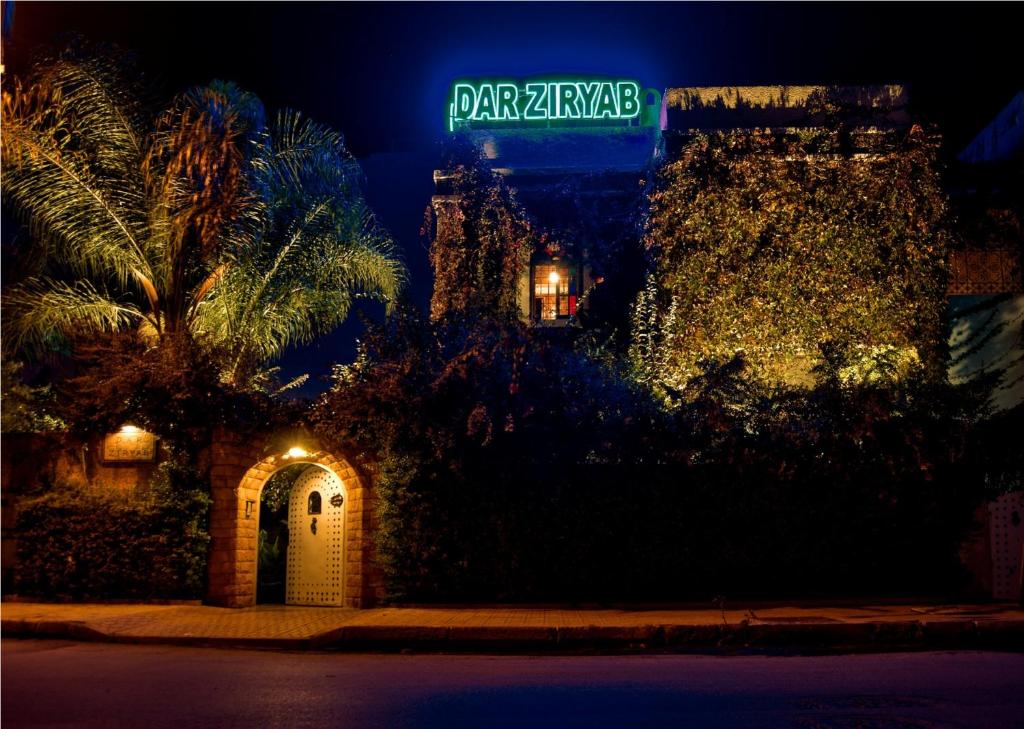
3 601 1023 653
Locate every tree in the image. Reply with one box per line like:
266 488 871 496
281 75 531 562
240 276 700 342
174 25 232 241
2 42 404 386
191 104 405 386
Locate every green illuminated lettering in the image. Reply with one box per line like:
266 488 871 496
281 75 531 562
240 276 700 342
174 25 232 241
524 82 548 119
474 84 496 119
451 83 478 130
594 82 618 118
618 81 640 118
496 83 520 120
446 77 647 129
557 83 582 119
580 81 601 117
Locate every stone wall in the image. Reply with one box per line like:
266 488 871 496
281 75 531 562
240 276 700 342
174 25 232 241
0 432 161 497
0 432 162 591
1 429 383 608
205 428 382 608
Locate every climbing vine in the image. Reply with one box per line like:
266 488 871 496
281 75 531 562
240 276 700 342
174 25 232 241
425 136 536 320
633 127 952 400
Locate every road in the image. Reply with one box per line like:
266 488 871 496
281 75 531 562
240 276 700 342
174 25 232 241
2 641 1022 728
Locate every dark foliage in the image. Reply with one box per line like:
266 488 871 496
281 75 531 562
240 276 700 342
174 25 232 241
13 461 210 600
425 136 535 320
664 356 988 598
54 331 300 459
313 305 987 603
312 304 670 601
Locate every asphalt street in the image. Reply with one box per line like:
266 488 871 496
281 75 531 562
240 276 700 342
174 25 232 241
3 640 1022 728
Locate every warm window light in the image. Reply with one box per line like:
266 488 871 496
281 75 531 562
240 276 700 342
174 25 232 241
284 446 309 460
533 262 577 321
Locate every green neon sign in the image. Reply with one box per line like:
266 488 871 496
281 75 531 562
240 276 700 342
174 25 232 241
447 78 651 131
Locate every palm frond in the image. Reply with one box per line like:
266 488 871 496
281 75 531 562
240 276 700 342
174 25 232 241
322 231 405 306
3 277 143 355
2 72 153 289
143 85 251 275
32 43 149 174
192 109 408 383
274 373 310 394
251 109 360 202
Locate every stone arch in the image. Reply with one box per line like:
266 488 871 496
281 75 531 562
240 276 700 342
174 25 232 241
206 429 381 608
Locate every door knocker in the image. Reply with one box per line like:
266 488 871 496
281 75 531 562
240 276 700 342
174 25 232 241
310 516 317 535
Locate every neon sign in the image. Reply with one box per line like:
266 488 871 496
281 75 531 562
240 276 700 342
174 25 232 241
447 78 651 131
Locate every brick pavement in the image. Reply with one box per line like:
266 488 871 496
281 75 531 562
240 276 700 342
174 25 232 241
3 601 1022 652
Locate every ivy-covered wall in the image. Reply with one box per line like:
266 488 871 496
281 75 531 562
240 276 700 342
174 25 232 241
428 132 655 334
632 126 951 397
426 139 535 321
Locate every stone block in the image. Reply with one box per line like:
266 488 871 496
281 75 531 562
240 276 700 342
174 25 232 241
449 626 557 647
558 625 661 647
206 553 234 570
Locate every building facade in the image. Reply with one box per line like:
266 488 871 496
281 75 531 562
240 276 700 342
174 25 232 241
430 82 1022 601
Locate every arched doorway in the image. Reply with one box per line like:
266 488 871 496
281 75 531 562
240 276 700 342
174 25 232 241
205 432 381 608
257 463 348 605
283 464 347 606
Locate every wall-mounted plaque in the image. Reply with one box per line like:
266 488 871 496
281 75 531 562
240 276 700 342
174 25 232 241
102 429 158 463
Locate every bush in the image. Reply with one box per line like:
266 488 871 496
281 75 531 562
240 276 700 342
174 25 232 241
655 359 987 598
313 306 669 602
314 308 985 602
13 463 210 600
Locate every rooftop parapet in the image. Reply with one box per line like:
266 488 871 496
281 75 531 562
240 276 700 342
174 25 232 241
663 85 910 131
450 126 662 178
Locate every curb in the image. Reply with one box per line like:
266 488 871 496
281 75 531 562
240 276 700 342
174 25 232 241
5 618 1024 654
0 620 311 651
2 619 108 643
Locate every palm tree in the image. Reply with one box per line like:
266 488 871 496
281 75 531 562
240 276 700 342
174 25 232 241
192 107 405 386
2 44 404 386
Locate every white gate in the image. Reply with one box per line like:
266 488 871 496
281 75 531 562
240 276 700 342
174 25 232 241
286 466 346 606
989 491 1024 601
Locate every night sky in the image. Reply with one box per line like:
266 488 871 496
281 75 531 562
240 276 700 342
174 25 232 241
4 2 1022 395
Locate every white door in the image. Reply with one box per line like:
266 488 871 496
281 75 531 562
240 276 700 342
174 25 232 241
286 466 346 606
989 492 1024 601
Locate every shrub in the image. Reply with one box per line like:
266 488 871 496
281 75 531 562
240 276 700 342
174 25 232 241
13 462 210 600
314 306 985 602
312 305 669 601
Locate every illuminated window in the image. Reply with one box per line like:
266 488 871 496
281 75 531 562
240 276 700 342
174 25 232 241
532 261 578 321
308 491 321 515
